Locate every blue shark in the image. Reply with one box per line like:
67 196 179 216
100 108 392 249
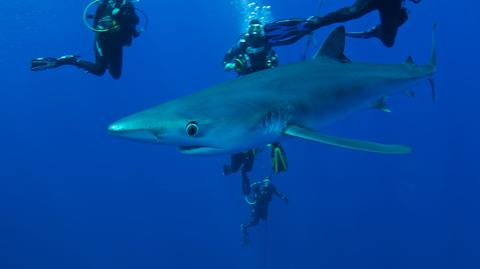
108 26 436 155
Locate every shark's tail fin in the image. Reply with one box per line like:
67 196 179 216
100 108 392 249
428 24 437 102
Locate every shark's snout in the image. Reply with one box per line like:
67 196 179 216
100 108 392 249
108 120 161 143
108 122 126 133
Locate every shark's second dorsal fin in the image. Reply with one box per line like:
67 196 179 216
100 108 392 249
314 26 350 63
405 56 416 66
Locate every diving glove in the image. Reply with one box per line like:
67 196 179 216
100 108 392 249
224 63 237 71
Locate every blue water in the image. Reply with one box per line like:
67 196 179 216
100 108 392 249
1 0 479 268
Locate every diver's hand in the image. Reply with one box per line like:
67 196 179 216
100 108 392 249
281 196 289 204
224 63 236 71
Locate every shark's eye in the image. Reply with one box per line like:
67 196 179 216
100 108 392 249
185 121 199 137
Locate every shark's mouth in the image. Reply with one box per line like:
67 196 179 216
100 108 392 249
177 145 220 154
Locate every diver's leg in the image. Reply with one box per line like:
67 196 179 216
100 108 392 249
31 55 75 71
241 171 251 196
74 39 108 76
241 208 259 245
107 44 123 80
240 222 250 245
345 24 381 39
74 59 107 76
246 209 261 228
264 0 377 47
241 150 255 174
309 0 377 30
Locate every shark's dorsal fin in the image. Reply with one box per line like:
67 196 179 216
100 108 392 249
372 97 392 113
314 26 350 63
405 56 416 66
283 125 411 154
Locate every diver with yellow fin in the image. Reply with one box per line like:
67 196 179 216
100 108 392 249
31 0 143 79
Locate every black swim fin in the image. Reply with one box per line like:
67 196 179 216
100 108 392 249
264 18 314 46
31 57 59 71
31 55 79 71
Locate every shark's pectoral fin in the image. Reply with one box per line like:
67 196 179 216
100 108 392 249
371 97 391 113
283 125 412 155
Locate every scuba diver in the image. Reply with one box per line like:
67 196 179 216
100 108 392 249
241 175 288 246
264 0 422 48
223 19 288 175
223 19 279 74
31 0 140 79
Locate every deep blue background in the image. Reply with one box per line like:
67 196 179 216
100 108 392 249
1 0 479 268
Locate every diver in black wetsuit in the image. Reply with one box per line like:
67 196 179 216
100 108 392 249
264 0 422 48
241 175 288 245
223 19 279 74
222 20 288 176
31 0 140 79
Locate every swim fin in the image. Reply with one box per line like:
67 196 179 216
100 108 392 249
271 143 288 173
264 19 314 46
31 57 59 71
31 55 79 71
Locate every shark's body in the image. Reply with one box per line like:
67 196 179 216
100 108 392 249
108 26 436 155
